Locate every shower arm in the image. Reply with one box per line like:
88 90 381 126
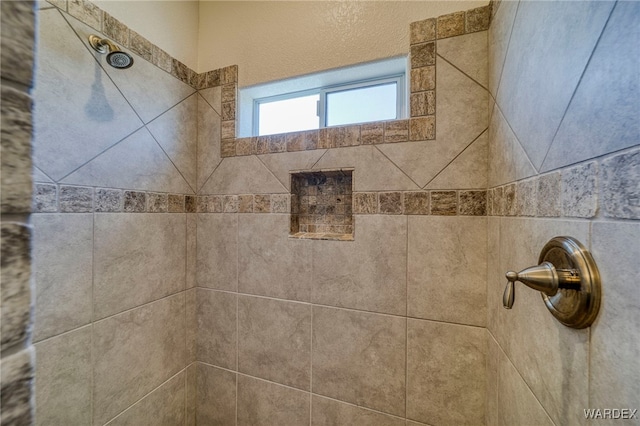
88 35 121 54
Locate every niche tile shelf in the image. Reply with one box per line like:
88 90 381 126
290 169 354 241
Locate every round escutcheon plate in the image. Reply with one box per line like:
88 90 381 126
538 236 601 329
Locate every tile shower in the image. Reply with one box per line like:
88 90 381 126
1 1 637 426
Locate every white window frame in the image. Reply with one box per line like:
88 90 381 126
253 74 405 136
239 56 409 137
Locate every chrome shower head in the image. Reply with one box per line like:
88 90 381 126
88 35 134 69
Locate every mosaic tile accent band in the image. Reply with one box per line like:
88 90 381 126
34 183 489 217
487 149 640 220
40 139 640 221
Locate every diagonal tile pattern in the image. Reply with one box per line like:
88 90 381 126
380 57 488 188
33 9 143 181
147 94 198 191
61 127 193 193
542 1 640 172
197 94 222 192
64 12 195 124
496 1 615 170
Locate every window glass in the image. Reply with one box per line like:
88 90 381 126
326 82 397 127
258 94 320 136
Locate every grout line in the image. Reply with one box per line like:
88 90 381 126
145 123 196 195
90 210 96 424
539 1 618 171
102 367 189 425
422 127 488 189
436 52 489 92
193 286 488 329
493 0 521 108
254 154 289 193
374 145 423 190
404 214 409 419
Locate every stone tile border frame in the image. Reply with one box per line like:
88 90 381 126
487 148 640 221
216 5 492 158
34 183 489 217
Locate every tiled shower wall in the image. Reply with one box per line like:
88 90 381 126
30 2 209 424
192 12 490 426
1 1 36 424
486 1 639 425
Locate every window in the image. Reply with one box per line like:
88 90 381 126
239 57 408 137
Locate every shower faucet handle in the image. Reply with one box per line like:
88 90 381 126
502 262 560 309
501 236 601 329
503 279 515 309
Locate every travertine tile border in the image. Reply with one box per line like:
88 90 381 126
214 5 491 158
34 183 489 217
487 148 640 221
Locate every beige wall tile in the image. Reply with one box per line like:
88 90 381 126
32 214 93 342
61 128 192 194
258 150 327 191
312 146 420 192
200 156 287 195
437 30 488 88
487 103 536 188
185 364 196 426
185 289 197 363
425 130 488 190
541 2 640 172
33 9 142 181
407 319 486 425
312 395 405 426
199 86 222 115
436 56 488 148
497 349 554 426
379 57 487 189
590 222 640 413
238 214 311 302
35 326 91 426
486 332 500 426
93 294 186 425
66 13 195 125
408 216 487 326
197 363 236 425
197 214 238 291
312 306 406 416
488 0 518 98
237 375 309 426
238 295 311 390
495 218 589 425
496 1 614 170
106 372 185 426
94 213 186 319
312 215 407 315
196 289 237 369
146 94 198 190
197 94 222 192
186 214 196 288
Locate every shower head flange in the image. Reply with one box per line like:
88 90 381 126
88 35 134 69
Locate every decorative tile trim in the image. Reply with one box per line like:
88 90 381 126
487 148 640 221
214 4 491 158
33 184 488 217
32 184 191 213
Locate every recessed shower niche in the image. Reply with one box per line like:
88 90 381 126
290 169 354 240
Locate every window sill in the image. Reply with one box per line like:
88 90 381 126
289 232 354 241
